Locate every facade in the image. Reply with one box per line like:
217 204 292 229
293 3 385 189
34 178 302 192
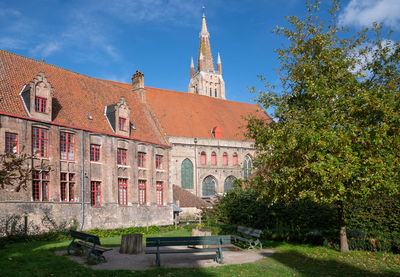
0 53 173 231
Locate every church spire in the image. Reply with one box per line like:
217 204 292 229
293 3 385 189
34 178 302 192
188 9 225 99
190 57 194 78
197 13 214 72
217 52 222 75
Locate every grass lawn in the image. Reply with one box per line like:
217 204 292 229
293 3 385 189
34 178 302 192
1 229 399 276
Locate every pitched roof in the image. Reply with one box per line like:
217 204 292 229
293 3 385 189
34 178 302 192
0 50 168 146
106 81 271 141
173 185 212 208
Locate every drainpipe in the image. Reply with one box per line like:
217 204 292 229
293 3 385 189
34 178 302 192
80 130 85 231
194 138 198 197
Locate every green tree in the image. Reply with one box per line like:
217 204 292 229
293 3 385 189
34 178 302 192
246 0 400 252
0 151 33 192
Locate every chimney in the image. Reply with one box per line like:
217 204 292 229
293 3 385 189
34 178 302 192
131 70 146 103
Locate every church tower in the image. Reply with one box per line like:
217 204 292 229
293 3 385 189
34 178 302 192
188 13 225 99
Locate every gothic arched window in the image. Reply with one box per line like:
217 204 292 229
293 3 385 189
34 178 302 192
243 155 252 179
202 175 216 197
210 88 212 96
224 176 236 192
215 89 217 97
181 159 193 189
211 152 217 165
201 151 206 165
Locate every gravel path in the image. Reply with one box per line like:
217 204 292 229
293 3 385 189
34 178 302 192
57 245 275 271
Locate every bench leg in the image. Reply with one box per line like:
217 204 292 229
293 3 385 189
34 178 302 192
156 252 160 266
215 242 223 264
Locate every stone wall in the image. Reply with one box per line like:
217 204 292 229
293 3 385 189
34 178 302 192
168 136 254 197
0 115 173 231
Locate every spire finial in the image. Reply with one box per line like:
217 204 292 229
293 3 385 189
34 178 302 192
217 52 221 64
200 7 209 37
202 5 205 17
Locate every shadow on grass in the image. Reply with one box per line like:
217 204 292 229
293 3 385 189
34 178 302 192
269 250 400 277
0 240 220 277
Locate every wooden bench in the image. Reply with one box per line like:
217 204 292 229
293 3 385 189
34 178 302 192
67 230 112 263
232 226 263 249
145 235 231 266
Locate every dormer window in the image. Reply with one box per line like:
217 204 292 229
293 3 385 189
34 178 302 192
20 72 53 121
105 96 131 136
119 117 127 131
35 96 47 113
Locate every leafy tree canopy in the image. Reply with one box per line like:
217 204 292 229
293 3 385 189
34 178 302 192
246 0 400 251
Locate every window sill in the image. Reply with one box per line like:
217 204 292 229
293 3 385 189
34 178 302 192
60 159 76 162
138 167 147 170
156 169 165 172
90 161 102 164
117 165 131 168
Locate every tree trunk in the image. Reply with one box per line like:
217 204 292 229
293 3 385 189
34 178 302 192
119 234 143 254
337 200 349 252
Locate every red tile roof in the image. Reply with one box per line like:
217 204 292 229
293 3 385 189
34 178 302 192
173 185 212 208
106 82 272 141
0 50 168 146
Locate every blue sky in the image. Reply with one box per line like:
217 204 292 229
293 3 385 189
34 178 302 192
1 0 400 115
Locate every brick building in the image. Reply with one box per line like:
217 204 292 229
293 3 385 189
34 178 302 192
0 52 172 230
0 13 270 230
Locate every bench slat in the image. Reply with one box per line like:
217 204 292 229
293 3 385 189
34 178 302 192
145 247 229 254
146 236 231 247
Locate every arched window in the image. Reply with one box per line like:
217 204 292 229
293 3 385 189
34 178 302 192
210 88 212 96
181 159 193 189
202 175 216 197
211 152 217 165
232 153 238 166
243 155 252 179
224 176 236 192
215 89 217 97
201 151 206 165
222 153 228 166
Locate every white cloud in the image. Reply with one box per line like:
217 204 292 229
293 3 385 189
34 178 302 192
30 42 62 58
339 0 400 29
0 0 200 62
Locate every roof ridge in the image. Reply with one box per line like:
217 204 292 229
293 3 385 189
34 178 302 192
146 86 259 106
0 49 110 84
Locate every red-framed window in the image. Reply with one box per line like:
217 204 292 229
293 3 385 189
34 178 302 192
155 155 163 169
32 127 49 157
91 181 101 207
118 178 128 206
35 96 47 113
138 180 146 205
156 181 163 206
233 154 238 166
61 173 75 202
5 132 18 153
90 144 100 162
211 152 217 165
138 152 146 168
119 117 127 131
32 170 49 201
223 153 228 166
117 148 127 165
201 152 206 165
60 132 75 161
